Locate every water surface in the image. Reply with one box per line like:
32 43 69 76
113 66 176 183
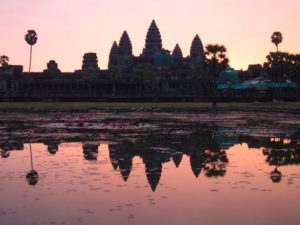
0 110 299 225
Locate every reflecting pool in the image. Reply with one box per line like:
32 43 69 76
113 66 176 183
0 110 299 225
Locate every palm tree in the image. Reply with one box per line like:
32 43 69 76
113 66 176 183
25 30 38 72
0 55 9 67
26 143 39 185
206 44 228 63
206 44 225 59
205 44 229 107
205 44 229 78
271 32 283 52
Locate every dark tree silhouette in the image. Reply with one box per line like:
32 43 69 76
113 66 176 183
205 44 229 74
265 52 289 82
205 44 229 107
0 149 10 158
0 55 9 67
203 149 228 177
270 166 282 183
265 52 300 82
271 32 283 53
25 30 38 72
26 169 39 185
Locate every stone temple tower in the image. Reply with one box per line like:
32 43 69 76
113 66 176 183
82 53 100 72
142 20 163 57
172 44 183 59
108 31 133 71
190 34 204 63
119 31 133 58
108 41 119 69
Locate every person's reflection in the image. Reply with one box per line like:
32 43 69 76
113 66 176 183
26 143 39 186
270 166 282 183
0 149 10 158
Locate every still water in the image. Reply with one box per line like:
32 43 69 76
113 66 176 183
0 110 299 225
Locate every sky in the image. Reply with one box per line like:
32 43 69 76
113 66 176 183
1 0 300 72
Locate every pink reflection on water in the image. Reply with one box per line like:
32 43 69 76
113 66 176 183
0 143 299 225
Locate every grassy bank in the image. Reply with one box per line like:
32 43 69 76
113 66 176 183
0 101 300 111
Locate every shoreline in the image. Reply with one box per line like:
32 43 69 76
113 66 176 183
0 101 300 112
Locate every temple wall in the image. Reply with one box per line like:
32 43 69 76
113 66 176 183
0 73 298 101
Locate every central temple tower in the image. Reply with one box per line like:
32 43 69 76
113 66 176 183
190 34 205 64
142 20 163 57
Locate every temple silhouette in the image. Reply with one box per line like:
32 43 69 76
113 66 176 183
108 20 204 70
0 20 298 100
1 125 299 190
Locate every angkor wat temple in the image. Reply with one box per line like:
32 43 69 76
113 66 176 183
0 20 298 100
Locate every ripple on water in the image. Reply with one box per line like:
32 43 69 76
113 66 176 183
260 189 272 192
78 208 94 214
128 213 135 219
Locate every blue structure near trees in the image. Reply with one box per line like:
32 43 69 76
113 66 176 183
217 68 239 85
154 52 174 67
217 68 297 90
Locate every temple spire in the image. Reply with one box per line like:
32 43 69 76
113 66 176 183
172 153 183 168
145 162 162 192
190 152 204 178
108 41 119 69
118 156 132 182
119 31 132 57
142 20 162 56
190 34 204 61
172 44 183 59
81 53 100 71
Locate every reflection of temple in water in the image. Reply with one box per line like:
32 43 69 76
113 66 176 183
109 143 133 182
83 143 100 160
105 130 231 191
172 152 183 168
1 128 299 191
190 151 204 178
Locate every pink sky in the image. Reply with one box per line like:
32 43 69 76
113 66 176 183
1 0 300 72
